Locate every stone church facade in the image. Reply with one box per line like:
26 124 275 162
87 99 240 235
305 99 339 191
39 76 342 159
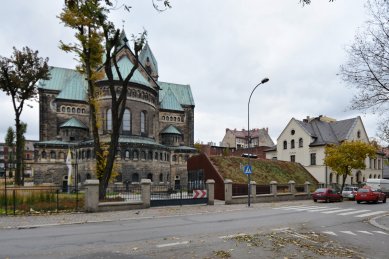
33 31 197 189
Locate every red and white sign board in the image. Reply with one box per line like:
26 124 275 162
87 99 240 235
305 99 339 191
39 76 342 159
193 189 207 198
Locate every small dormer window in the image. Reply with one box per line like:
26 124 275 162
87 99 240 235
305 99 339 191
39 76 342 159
357 130 361 139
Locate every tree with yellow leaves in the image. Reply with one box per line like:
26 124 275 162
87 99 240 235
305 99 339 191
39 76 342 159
324 141 377 192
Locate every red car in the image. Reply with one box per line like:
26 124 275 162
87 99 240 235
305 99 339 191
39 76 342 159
312 188 343 203
355 188 387 204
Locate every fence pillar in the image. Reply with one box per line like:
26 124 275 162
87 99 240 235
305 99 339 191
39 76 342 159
288 180 296 194
250 181 257 203
84 179 99 212
270 181 278 197
206 179 215 205
224 179 233 205
304 181 311 195
141 179 151 208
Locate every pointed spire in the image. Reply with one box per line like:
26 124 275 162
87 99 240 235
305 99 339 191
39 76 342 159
139 41 159 81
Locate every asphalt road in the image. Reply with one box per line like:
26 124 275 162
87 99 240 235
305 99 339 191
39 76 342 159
0 200 388 258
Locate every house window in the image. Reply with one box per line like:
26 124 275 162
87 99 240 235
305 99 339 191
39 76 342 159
291 139 295 149
378 159 381 170
298 138 303 148
357 130 361 139
72 107 75 113
159 173 163 182
283 140 287 149
291 129 295 135
272 157 277 160
147 173 153 182
61 106 65 112
140 111 146 134
310 153 316 165
290 155 295 162
123 109 131 133
106 109 112 131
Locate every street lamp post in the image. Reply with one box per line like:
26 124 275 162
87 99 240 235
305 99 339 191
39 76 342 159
247 78 269 207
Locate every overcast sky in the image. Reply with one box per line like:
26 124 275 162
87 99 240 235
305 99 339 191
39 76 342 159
0 0 383 145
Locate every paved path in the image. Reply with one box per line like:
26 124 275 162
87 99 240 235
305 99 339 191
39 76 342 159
1 200 388 231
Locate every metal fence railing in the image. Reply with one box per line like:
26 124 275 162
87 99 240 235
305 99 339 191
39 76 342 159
232 183 248 196
276 184 289 193
150 184 206 200
295 185 305 193
256 185 271 194
0 186 84 215
102 184 142 202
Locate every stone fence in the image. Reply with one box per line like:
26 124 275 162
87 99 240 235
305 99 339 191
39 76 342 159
84 179 312 212
84 179 216 212
224 180 311 205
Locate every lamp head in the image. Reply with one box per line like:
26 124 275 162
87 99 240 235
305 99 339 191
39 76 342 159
261 78 269 84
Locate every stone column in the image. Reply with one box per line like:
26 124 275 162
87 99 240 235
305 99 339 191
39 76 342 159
141 179 152 208
270 181 278 197
304 181 311 195
84 179 99 212
224 179 233 205
250 181 257 203
288 180 296 194
206 179 215 205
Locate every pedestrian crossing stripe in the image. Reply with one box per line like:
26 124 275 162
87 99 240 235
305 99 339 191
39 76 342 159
273 205 388 218
322 230 388 236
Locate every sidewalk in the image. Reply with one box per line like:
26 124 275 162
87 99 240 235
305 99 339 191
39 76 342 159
0 200 302 229
1 200 389 231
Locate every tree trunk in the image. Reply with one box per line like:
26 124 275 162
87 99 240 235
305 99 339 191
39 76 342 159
340 174 347 193
14 114 22 186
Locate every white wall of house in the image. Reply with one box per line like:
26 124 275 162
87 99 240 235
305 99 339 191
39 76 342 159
266 116 383 185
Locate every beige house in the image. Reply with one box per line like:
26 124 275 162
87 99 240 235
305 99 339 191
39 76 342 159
220 128 274 149
265 115 384 186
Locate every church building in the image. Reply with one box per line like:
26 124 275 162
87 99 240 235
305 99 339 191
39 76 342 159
32 31 197 189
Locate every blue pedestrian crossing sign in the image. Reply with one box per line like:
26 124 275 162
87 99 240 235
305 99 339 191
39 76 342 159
244 165 252 175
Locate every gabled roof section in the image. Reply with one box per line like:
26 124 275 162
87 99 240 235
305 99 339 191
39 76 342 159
294 116 359 146
158 81 195 106
105 55 152 87
118 29 129 48
160 87 183 111
60 118 88 130
139 42 158 75
161 125 182 135
38 67 88 101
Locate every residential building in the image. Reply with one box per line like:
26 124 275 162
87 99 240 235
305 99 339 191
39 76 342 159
32 30 197 189
265 115 384 185
220 128 274 149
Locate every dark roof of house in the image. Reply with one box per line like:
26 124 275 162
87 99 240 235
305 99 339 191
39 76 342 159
227 128 275 147
295 117 358 146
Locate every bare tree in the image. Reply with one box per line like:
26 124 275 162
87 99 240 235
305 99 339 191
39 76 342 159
340 0 389 143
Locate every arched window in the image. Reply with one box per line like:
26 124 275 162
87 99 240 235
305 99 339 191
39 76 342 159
159 173 163 183
125 150 130 159
291 139 295 149
86 173 91 180
298 138 303 148
133 150 139 160
86 150 91 159
369 174 372 178
82 108 85 113
147 173 153 182
41 151 47 159
123 109 131 133
67 107 70 112
77 108 80 113
50 151 56 159
336 174 339 184
173 155 177 162
132 173 139 183
283 140 287 149
106 109 112 131
72 107 75 113
148 151 153 160
155 152 158 160
141 151 146 160
374 174 377 179
140 111 146 134
61 106 65 112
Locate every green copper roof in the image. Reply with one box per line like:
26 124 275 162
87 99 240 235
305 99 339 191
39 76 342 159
38 67 88 101
105 56 151 87
161 125 182 135
60 118 88 130
160 87 183 111
139 42 158 75
158 81 195 107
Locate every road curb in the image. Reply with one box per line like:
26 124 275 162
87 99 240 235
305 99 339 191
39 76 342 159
369 214 389 231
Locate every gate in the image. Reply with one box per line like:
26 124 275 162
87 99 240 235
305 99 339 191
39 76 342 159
150 182 207 207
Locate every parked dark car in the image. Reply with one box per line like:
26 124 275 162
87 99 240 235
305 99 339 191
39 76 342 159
312 188 343 203
355 187 386 204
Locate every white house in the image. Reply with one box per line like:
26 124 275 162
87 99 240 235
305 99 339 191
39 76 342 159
265 115 384 186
